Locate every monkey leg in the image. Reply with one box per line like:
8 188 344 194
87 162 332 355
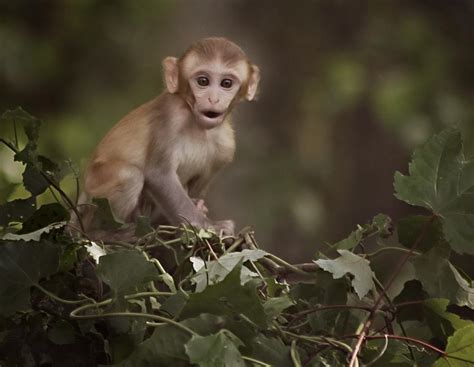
86 161 145 223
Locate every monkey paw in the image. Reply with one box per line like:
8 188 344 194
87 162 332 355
212 219 235 236
192 198 209 215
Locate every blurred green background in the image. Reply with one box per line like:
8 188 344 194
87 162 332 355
1 0 473 261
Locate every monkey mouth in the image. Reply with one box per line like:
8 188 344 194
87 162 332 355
202 110 222 119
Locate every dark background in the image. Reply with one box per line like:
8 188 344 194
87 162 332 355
1 0 473 261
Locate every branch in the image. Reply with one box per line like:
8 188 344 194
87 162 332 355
348 214 436 367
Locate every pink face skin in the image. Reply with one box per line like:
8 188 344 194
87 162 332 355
186 59 248 129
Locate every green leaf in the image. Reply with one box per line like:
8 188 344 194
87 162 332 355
394 129 474 254
114 314 242 367
333 214 393 250
0 196 37 226
181 262 267 328
0 177 17 203
315 250 375 299
393 280 428 322
1 108 40 146
423 299 471 341
247 334 292 367
2 222 66 242
290 270 347 306
97 250 160 295
263 295 295 319
333 228 363 250
21 159 50 195
0 241 59 316
185 329 245 367
19 203 69 233
397 215 448 252
191 249 266 292
433 324 474 367
161 290 188 317
372 213 393 237
48 319 76 345
412 248 474 307
112 323 190 367
362 339 422 367
89 197 124 230
135 216 153 237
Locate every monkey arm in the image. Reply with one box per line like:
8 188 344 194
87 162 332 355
145 169 209 227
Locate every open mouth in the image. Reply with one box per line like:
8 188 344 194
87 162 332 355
202 110 222 119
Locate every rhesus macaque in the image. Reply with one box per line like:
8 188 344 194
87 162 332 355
76 37 260 236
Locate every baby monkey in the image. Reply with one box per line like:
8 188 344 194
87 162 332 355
78 37 260 236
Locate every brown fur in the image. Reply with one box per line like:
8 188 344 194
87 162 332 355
73 38 259 239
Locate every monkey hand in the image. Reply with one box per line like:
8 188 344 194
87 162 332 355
210 219 235 237
192 198 209 215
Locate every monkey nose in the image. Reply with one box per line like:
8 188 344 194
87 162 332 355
208 97 220 105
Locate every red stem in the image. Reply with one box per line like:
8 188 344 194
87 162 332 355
348 215 436 367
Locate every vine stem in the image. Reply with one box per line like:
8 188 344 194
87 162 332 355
283 330 354 356
366 246 421 258
348 215 436 367
265 253 309 275
241 356 271 366
34 284 92 305
367 335 447 356
70 300 198 337
287 304 373 327
291 340 302 367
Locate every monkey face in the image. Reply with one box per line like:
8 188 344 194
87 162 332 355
187 62 246 129
162 38 260 130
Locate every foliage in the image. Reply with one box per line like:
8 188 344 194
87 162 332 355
0 108 473 366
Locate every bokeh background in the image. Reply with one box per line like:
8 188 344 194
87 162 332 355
1 0 473 262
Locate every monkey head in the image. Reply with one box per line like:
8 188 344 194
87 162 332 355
162 37 260 129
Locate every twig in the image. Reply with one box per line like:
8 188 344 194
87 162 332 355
348 215 436 367
288 304 372 327
0 137 86 231
366 246 421 258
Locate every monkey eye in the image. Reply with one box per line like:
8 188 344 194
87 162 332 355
220 79 233 89
197 76 209 87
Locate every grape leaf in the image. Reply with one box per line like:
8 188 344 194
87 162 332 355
2 222 66 242
181 262 267 328
48 320 76 345
333 214 392 250
90 198 124 230
393 280 428 322
0 196 37 226
97 250 160 295
0 241 59 316
315 250 375 299
397 215 448 253
19 203 69 233
263 295 294 319
412 248 474 308
185 329 245 367
423 299 471 341
433 325 474 367
191 249 266 292
394 129 474 254
85 241 107 264
114 314 248 367
333 228 363 250
247 334 292 367
112 323 190 367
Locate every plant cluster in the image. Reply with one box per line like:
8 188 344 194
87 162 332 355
0 108 473 366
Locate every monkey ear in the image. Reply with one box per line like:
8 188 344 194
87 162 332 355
246 64 260 101
162 57 179 94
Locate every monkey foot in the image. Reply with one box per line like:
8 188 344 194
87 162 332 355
192 198 209 215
